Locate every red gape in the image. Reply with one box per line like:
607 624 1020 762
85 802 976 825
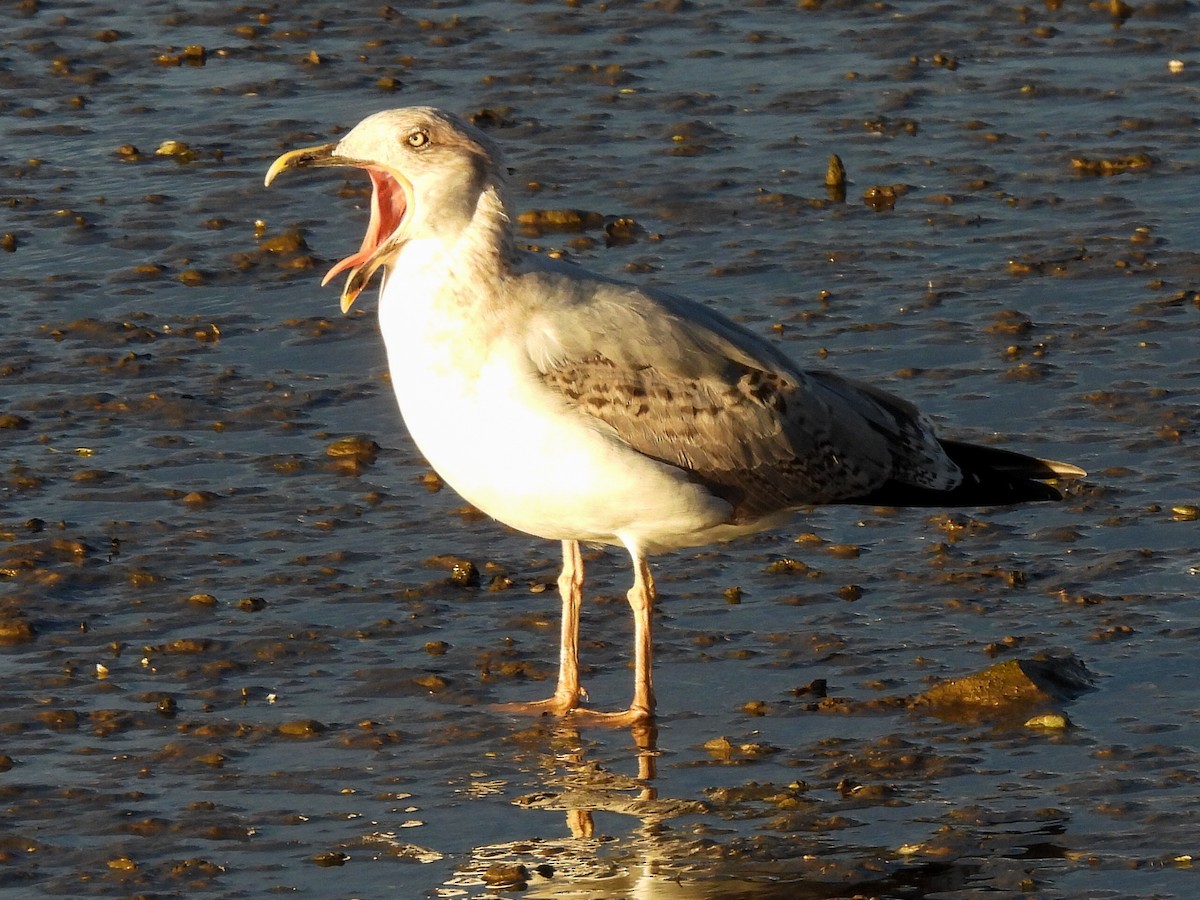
322 167 408 287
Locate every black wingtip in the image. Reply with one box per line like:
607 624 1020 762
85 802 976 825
845 439 1082 508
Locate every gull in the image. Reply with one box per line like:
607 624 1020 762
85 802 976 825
266 107 1084 726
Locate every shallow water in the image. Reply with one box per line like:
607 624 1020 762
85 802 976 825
2 1 1200 897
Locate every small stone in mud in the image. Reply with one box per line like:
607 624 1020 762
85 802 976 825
825 543 860 559
311 850 349 867
195 748 225 772
739 741 780 758
36 709 79 730
986 309 1034 336
0 618 36 644
790 678 828 698
1 233 15 252
765 558 810 575
236 596 266 612
849 782 896 801
469 107 515 128
1071 152 1153 176
258 230 308 254
1025 712 1071 730
279 719 326 737
723 586 742 604
483 863 529 888
424 640 449 656
604 216 640 245
168 858 223 878
1108 0 1133 22
157 637 211 654
863 185 899 211
326 435 380 464
450 560 480 587
983 635 1022 657
702 736 735 759
155 140 198 162
825 153 846 201
1090 623 1134 642
517 208 604 234
180 490 218 507
413 674 449 692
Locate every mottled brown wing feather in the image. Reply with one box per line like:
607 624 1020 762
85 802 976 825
525 275 970 521
538 354 898 522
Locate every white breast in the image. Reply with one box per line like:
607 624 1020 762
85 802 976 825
375 251 733 552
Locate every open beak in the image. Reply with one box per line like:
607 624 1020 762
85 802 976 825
264 142 343 186
265 143 412 313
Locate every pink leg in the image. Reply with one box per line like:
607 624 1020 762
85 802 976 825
623 553 657 722
497 543 658 727
495 540 584 716
561 550 656 726
551 539 584 709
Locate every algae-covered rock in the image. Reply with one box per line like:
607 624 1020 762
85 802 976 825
913 653 1092 720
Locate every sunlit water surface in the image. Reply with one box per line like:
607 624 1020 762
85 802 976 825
2 2 1200 897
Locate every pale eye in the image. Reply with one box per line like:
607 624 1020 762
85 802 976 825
406 130 430 149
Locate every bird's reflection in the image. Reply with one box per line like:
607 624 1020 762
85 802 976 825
443 722 875 899
516 722 672 850
439 718 1074 898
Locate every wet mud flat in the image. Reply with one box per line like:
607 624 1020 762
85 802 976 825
3 1 1200 897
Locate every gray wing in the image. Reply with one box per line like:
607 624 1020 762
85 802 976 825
521 268 961 522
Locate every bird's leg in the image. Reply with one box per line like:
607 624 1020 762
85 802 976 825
561 552 657 727
550 538 585 709
497 544 657 727
624 554 657 722
495 539 584 716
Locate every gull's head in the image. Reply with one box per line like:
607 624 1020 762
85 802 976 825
265 107 506 312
